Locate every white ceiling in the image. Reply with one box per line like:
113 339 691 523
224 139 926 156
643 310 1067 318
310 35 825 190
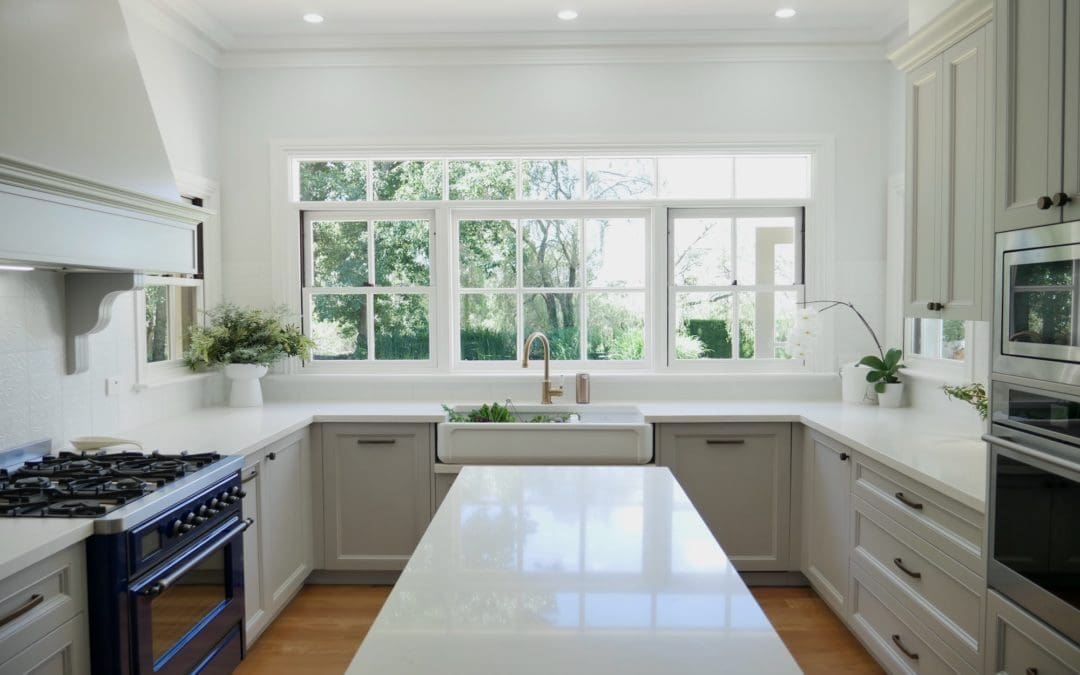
166 0 905 43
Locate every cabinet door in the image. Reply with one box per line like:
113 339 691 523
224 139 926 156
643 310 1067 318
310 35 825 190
1063 2 1080 222
802 431 853 615
995 0 1067 231
658 424 791 571
240 462 267 646
0 614 88 675
260 430 313 609
322 424 433 571
986 590 1080 674
905 56 945 318
940 27 992 321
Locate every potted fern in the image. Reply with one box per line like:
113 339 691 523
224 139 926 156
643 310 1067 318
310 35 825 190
185 304 314 407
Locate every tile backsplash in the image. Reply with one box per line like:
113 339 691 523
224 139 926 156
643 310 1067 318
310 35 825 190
0 270 221 451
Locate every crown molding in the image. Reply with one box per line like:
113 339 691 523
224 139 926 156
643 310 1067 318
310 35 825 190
222 40 887 69
888 0 993 72
119 0 223 66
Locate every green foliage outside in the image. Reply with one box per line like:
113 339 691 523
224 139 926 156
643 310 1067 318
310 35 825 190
145 285 169 363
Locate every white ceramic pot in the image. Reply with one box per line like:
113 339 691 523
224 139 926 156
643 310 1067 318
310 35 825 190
224 363 268 408
876 382 905 408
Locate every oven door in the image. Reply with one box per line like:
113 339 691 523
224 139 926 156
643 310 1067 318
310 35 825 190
987 433 1080 644
129 516 251 675
995 221 1080 383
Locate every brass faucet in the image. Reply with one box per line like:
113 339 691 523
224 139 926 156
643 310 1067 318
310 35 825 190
522 332 564 404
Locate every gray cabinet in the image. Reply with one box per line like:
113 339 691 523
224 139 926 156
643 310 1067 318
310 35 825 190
241 429 313 647
905 24 993 320
995 0 1078 231
322 424 433 571
802 430 853 615
985 590 1080 674
0 616 88 675
657 423 792 571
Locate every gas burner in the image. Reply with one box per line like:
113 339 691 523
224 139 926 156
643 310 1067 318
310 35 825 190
14 476 51 489
46 500 109 517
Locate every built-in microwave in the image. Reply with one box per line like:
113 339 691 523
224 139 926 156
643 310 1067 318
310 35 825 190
994 220 1080 385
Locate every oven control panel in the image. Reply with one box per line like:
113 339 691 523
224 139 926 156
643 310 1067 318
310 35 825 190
169 485 245 538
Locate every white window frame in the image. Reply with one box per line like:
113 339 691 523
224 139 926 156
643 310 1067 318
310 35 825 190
135 276 205 384
667 206 806 372
271 139 836 374
301 209 438 372
449 206 653 370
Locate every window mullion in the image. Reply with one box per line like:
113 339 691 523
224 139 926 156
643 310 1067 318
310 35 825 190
516 219 525 360
579 218 587 361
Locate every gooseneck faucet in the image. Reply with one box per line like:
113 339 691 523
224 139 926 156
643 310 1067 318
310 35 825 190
522 332 564 404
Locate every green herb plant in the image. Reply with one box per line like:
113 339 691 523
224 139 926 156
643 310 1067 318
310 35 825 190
941 383 988 419
184 304 314 370
442 403 570 424
858 348 905 393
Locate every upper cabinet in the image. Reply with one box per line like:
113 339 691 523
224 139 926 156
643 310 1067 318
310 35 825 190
996 0 1080 230
899 19 994 320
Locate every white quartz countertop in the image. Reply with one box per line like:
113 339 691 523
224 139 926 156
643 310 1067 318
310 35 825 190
345 465 802 675
0 519 93 580
0 398 986 584
638 401 987 512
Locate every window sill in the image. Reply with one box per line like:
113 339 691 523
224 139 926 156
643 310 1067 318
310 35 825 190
134 369 217 391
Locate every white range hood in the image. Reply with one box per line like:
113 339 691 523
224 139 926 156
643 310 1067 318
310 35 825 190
0 0 205 372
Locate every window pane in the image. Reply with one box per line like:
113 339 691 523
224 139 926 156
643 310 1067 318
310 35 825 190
588 293 645 361
585 158 655 199
737 293 755 358
312 221 368 287
735 217 797 285
449 160 516 200
372 160 442 200
459 220 516 288
912 318 966 361
374 294 429 360
672 218 733 286
311 294 367 360
521 159 581 200
375 220 430 286
460 294 517 361
523 219 580 288
298 161 366 201
145 285 170 363
734 155 810 198
676 292 733 360
524 293 579 360
178 286 197 354
585 218 646 288
658 157 733 198
773 291 798 359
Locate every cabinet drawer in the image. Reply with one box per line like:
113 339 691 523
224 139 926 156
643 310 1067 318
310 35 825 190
850 567 977 675
0 546 85 665
0 613 88 675
986 590 1080 675
853 457 984 574
853 497 983 665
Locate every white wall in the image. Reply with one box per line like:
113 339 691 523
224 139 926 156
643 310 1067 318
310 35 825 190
0 271 222 451
219 59 896 368
909 0 962 35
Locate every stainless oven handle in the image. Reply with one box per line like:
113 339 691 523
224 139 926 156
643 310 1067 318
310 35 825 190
983 434 1080 473
139 518 253 598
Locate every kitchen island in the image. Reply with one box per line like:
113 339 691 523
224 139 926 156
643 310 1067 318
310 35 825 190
345 465 802 674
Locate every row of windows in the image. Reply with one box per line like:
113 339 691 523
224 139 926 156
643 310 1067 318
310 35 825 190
294 154 812 203
300 207 804 367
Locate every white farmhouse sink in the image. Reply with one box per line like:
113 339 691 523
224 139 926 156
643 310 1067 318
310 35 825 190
437 404 653 465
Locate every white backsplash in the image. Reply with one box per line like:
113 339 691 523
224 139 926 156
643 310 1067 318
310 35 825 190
0 270 223 451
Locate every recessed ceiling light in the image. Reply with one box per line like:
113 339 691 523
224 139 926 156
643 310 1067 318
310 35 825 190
557 9 579 21
0 265 34 272
302 13 324 24
774 8 796 18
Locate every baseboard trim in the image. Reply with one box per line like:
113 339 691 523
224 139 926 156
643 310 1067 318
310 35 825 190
741 571 809 587
305 570 401 585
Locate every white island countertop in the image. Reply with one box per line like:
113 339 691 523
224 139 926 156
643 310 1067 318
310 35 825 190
346 465 802 675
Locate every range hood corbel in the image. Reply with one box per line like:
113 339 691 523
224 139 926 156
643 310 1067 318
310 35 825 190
65 272 145 375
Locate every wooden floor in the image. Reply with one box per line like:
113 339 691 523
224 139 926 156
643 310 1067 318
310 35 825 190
236 585 884 675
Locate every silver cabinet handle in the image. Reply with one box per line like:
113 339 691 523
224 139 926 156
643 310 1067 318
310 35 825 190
706 439 745 445
357 439 397 445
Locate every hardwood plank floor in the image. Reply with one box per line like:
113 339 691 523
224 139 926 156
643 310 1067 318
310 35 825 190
237 585 884 674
